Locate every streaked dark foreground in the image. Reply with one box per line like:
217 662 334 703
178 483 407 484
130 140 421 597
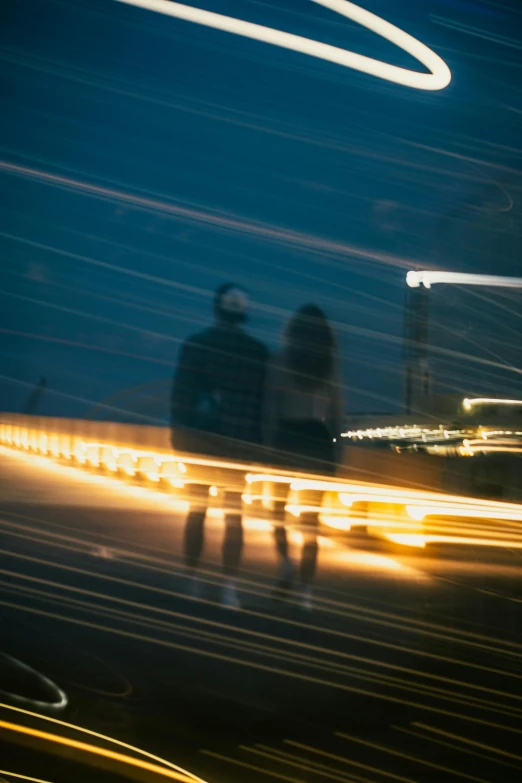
1 449 521 782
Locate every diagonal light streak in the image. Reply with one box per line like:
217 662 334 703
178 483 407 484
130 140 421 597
393 725 521 771
1 537 520 703
1 598 522 734
412 723 522 762
0 703 208 783
2 543 521 679
285 741 421 783
241 745 364 783
336 732 492 783
4 578 520 719
3 502 521 646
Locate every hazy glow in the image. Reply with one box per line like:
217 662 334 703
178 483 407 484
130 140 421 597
319 515 351 531
114 0 451 90
407 270 522 289
405 505 426 522
385 533 522 549
385 533 427 548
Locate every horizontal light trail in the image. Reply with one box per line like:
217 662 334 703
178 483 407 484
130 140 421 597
463 397 522 411
406 270 522 289
114 1 451 90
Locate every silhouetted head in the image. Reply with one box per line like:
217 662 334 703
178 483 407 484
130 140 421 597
214 283 249 326
284 304 336 389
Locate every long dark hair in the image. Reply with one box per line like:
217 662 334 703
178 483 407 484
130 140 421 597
284 304 336 390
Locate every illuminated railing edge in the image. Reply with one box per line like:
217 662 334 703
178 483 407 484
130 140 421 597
1 416 521 533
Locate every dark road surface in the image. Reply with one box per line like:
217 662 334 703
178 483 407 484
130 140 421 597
1 446 521 782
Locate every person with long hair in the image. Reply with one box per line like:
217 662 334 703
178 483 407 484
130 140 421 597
263 304 343 610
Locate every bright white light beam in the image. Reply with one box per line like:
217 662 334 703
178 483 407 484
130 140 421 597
407 271 522 289
463 397 522 412
114 0 451 91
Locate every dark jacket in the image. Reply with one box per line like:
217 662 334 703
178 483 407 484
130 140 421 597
171 324 268 455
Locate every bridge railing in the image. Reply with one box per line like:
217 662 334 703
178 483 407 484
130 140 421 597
1 414 521 549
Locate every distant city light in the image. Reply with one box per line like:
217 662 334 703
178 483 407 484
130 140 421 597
115 0 451 90
406 271 522 289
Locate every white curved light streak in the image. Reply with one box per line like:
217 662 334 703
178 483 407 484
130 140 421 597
114 0 451 91
0 654 67 712
407 270 522 289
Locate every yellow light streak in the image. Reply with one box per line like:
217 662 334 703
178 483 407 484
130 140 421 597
114 0 451 90
0 721 201 782
0 704 208 783
0 772 53 783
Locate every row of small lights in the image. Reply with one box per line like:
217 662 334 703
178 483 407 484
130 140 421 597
0 423 205 491
341 425 458 441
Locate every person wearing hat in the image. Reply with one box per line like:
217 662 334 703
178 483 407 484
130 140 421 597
171 283 268 608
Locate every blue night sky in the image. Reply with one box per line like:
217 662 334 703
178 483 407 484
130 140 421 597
1 0 521 422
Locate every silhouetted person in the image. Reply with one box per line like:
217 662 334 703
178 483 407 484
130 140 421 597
171 284 268 608
263 305 343 610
